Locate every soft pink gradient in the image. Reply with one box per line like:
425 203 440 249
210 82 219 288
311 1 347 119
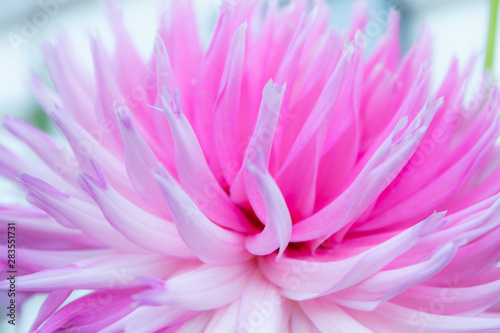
1 0 500 332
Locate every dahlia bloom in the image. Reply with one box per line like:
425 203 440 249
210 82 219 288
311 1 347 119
2 0 500 331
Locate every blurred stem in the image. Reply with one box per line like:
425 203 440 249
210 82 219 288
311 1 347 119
486 0 499 69
32 104 50 131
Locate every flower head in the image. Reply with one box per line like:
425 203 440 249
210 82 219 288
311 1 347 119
1 0 500 332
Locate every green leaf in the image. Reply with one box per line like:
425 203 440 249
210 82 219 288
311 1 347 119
486 0 499 70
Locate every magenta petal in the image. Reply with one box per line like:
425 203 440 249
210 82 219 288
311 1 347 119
231 79 286 209
159 87 253 233
36 289 137 333
245 152 292 260
260 213 446 299
2 1 500 331
30 289 72 332
212 22 247 186
291 98 441 242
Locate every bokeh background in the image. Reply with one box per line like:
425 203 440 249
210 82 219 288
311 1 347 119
0 0 498 123
0 0 498 331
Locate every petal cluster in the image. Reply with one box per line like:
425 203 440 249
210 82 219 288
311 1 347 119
1 0 500 332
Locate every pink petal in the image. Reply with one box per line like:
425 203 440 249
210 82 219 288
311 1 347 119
237 270 291 333
77 169 196 259
244 152 292 260
231 79 286 210
173 312 213 333
3 117 82 188
116 105 171 215
158 87 253 232
30 290 72 332
136 263 253 310
22 174 143 252
0 253 179 291
289 303 321 333
154 165 253 265
328 241 459 311
212 22 247 186
204 302 239 333
345 302 500 332
36 289 136 333
300 298 372 332
260 213 445 299
291 98 441 242
100 306 195 333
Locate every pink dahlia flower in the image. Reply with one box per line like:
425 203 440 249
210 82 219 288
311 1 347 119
2 0 500 332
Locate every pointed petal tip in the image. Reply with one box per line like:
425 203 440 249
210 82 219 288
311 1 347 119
434 96 445 107
160 86 181 116
76 173 93 198
154 32 167 53
275 249 285 263
246 149 266 173
115 104 132 129
265 78 287 96
135 275 166 289
147 104 163 112
76 163 106 197
353 29 366 49
47 103 63 122
342 42 355 59
19 174 69 198
132 288 166 306
152 163 176 187
418 211 448 237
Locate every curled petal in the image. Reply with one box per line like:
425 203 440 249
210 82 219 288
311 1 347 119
260 213 446 299
245 152 292 260
154 165 253 265
158 87 254 233
77 167 195 259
